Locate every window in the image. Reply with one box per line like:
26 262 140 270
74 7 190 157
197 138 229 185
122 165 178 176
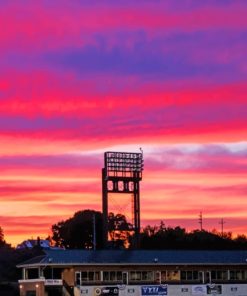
75 272 81 286
142 271 148 280
181 271 186 280
144 271 153 281
161 271 166 282
43 268 62 280
81 272 88 281
117 272 122 281
211 270 228 281
95 272 101 281
237 271 242 280
26 268 39 279
166 270 180 281
181 271 198 281
53 268 62 279
76 271 101 284
103 271 122 282
129 271 153 281
88 272 94 281
130 271 141 281
193 271 199 280
103 271 109 281
187 271 193 280
230 270 246 280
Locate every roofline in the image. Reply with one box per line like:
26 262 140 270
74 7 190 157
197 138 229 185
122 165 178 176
17 262 247 268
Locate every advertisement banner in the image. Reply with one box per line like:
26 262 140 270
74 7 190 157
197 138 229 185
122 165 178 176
94 287 119 296
141 285 168 296
207 284 222 294
192 285 207 296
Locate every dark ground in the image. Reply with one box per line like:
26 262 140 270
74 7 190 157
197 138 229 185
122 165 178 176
0 283 19 296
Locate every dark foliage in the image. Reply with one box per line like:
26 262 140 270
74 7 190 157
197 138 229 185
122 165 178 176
140 222 247 250
0 247 43 282
0 225 44 288
51 210 132 249
108 212 133 248
0 282 19 296
51 209 104 249
0 227 10 248
51 211 247 250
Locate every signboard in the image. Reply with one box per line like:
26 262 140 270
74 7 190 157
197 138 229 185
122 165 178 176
192 285 222 295
207 284 222 294
192 285 207 296
44 279 63 286
94 287 119 296
141 285 168 296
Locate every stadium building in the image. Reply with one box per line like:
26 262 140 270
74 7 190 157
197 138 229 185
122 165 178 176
18 249 247 296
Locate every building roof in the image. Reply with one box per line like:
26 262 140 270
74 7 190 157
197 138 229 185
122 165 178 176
17 249 247 267
16 239 50 249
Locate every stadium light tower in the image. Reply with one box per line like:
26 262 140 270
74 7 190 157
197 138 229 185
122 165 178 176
102 151 144 248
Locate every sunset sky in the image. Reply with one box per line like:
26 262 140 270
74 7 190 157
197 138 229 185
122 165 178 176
0 0 247 246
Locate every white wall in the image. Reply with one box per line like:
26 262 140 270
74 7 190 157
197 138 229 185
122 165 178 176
74 284 247 296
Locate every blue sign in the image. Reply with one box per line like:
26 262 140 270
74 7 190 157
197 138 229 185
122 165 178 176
141 285 167 296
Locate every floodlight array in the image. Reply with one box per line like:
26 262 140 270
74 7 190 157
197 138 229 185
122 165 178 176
105 152 144 173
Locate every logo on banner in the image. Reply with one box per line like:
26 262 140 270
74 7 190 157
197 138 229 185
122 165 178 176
207 284 222 294
192 285 207 296
117 285 126 290
141 285 167 296
94 287 119 296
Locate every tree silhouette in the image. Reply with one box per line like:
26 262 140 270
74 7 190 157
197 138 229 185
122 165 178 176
0 227 6 248
51 210 133 249
108 212 133 248
140 221 247 250
52 210 103 249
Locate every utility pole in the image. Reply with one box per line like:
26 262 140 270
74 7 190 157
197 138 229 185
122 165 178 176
93 213 96 250
219 218 226 237
198 211 203 231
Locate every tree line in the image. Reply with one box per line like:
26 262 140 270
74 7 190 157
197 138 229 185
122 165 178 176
1 209 247 252
50 209 247 250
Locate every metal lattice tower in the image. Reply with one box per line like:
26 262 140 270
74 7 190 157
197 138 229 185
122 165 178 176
102 151 144 248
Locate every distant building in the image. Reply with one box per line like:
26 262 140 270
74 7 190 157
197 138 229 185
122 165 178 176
16 239 51 250
18 249 247 296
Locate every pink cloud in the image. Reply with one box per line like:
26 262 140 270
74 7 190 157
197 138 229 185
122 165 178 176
0 2 247 52
0 70 246 153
